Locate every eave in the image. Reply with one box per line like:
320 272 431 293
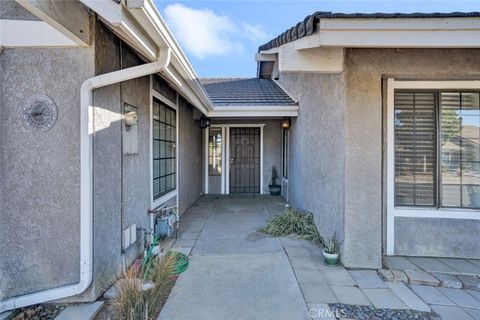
257 17 480 74
78 0 214 116
209 105 299 118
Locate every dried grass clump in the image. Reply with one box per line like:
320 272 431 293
112 253 176 320
260 208 323 245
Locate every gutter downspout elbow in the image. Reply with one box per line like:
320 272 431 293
0 48 171 313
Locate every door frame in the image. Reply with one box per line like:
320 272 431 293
204 124 265 195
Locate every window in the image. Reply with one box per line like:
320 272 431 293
394 90 480 209
208 128 222 176
282 129 288 179
153 98 176 199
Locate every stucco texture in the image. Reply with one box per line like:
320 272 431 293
75 21 154 301
80 21 205 300
0 0 39 20
345 48 480 265
279 73 346 254
394 217 480 258
0 45 94 299
178 97 203 214
279 48 480 268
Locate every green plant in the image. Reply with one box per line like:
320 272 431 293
260 208 323 245
324 232 340 254
113 252 176 320
270 165 279 186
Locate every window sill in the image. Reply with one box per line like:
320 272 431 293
153 190 177 209
391 207 480 220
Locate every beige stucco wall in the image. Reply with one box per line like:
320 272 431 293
279 48 480 268
279 73 346 252
0 28 94 304
344 48 480 267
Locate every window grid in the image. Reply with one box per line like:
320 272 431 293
153 98 176 199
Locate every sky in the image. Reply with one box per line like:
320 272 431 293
153 0 480 78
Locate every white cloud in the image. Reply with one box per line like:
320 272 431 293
163 4 270 59
241 22 270 43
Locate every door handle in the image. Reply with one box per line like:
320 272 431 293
230 157 235 165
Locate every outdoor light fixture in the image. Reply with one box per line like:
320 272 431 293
124 111 138 130
200 116 211 129
281 117 291 129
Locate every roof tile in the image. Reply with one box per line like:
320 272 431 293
201 78 296 107
259 11 480 51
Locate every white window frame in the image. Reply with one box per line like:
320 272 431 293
386 79 480 255
204 124 265 195
282 128 289 180
150 76 179 209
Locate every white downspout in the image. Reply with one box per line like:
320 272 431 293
0 48 171 313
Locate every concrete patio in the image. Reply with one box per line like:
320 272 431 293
158 196 480 320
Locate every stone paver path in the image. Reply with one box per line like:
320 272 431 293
159 196 480 320
384 256 480 276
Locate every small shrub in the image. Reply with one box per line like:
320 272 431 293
324 232 340 254
260 208 323 245
270 166 279 186
113 252 176 320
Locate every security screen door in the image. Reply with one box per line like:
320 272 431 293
229 127 261 194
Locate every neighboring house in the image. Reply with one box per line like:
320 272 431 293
2 0 480 313
256 12 480 268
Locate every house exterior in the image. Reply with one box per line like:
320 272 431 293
1 0 480 313
256 12 480 268
0 0 297 312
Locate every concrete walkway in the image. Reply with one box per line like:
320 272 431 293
159 196 480 320
159 196 310 320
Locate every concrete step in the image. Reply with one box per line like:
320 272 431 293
55 302 104 320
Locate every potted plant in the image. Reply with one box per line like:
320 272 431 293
269 166 281 196
323 232 340 267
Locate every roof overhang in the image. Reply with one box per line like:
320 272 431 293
209 105 299 118
0 19 79 47
11 0 209 115
257 17 480 74
78 0 214 115
297 18 480 49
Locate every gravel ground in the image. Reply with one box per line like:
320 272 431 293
329 304 441 320
9 304 65 320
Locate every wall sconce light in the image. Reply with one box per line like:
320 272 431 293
200 116 211 129
124 111 138 131
281 117 291 129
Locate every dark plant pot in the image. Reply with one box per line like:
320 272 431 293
323 250 339 267
269 184 281 196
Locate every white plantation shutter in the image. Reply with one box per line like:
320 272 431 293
394 91 436 206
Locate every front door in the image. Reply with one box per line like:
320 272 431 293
229 127 260 194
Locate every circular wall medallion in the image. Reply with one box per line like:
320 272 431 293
22 94 58 132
